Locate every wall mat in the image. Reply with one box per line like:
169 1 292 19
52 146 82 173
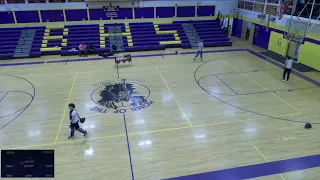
298 41 320 71
268 31 288 57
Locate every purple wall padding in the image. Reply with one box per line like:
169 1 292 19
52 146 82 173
177 6 195 17
114 8 133 19
89 9 108 20
156 7 175 18
231 18 242 38
41 10 64 22
15 11 40 23
197 6 215 17
0 11 15 24
253 24 271 50
134 7 154 19
65 9 88 21
90 8 133 20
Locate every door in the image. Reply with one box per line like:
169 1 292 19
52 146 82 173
248 24 255 44
241 21 248 40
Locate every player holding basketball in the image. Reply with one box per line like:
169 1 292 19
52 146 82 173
194 40 204 61
283 56 293 83
68 103 87 139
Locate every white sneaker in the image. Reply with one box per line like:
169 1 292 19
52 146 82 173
282 79 285 82
286 81 289 83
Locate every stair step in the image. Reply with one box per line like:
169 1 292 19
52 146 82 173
14 52 30 55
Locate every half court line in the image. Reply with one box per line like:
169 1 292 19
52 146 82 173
156 66 193 127
54 72 78 143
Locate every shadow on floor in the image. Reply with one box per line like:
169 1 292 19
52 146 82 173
259 51 316 72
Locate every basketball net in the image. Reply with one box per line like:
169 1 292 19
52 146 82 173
285 33 296 40
278 0 291 20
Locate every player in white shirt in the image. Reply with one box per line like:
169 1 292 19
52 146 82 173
283 56 293 82
194 40 204 61
68 103 87 139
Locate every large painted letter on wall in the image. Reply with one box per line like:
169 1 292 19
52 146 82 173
268 31 288 57
298 42 320 71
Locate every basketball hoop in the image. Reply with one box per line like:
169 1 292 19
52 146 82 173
278 0 292 20
285 33 296 40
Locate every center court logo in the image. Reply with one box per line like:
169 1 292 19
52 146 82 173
90 78 154 114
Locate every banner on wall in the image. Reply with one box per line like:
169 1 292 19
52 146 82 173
103 6 120 18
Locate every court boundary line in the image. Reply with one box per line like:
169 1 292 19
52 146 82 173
122 112 135 180
7 112 300 150
54 72 78 143
0 92 8 103
156 66 193 127
252 144 286 180
223 61 302 114
0 74 36 130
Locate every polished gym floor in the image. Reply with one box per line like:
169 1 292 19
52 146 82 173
0 40 319 180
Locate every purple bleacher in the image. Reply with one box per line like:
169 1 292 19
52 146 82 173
125 45 165 52
60 48 110 56
0 53 14 60
0 19 231 59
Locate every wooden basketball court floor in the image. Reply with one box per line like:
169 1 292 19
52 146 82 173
0 41 320 180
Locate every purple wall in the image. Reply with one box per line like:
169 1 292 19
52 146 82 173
0 6 216 25
177 6 195 17
65 9 88 21
0 11 15 24
41 10 64 22
89 8 133 20
197 6 215 17
156 7 175 18
253 24 271 50
15 11 40 23
231 18 242 38
115 8 133 19
89 9 108 20
134 7 154 19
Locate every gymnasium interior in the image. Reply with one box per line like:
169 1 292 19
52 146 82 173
0 0 319 179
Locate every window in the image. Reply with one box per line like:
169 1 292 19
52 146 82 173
267 0 280 4
6 0 25 4
238 1 245 9
28 0 46 3
245 2 254 11
68 0 84 2
254 3 264 13
266 5 278 15
49 0 65 3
